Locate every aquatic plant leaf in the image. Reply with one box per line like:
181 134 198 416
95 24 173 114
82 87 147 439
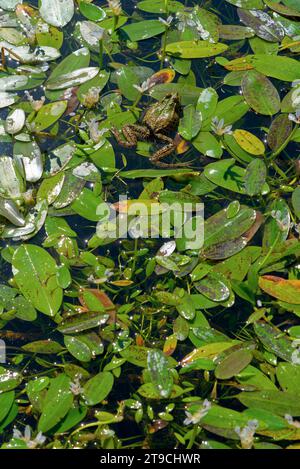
137 0 185 13
82 372 114 406
0 1 23 10
193 131 223 158
14 140 43 183
147 350 173 398
237 390 300 416
241 70 281 115
22 340 64 354
38 374 73 432
276 364 300 394
254 322 296 362
166 40 228 58
178 104 202 140
238 8 284 42
203 203 257 249
237 364 278 391
57 312 109 335
0 367 22 392
0 156 24 199
225 0 264 7
64 336 92 362
263 199 290 251
39 0 74 28
215 349 253 380
0 391 15 423
264 0 300 17
46 67 99 90
204 158 269 194
259 276 300 305
292 186 300 219
267 114 293 151
233 129 265 155
79 2 106 21
121 20 165 41
12 244 63 317
31 100 67 131
224 54 300 81
0 197 25 227
244 159 267 196
195 273 231 302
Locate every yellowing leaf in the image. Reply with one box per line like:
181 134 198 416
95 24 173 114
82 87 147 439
233 129 265 155
259 276 300 305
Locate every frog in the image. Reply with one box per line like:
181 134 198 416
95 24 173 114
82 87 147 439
111 93 190 167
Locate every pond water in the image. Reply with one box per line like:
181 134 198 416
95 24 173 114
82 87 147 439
0 0 299 451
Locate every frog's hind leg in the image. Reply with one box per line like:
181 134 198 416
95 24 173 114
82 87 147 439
111 124 151 148
150 134 192 168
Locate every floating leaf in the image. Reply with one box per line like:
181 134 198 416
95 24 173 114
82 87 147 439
39 0 74 28
38 374 73 432
57 312 109 335
215 349 253 380
12 245 63 317
233 129 265 155
241 70 281 115
244 159 267 196
147 350 173 398
121 20 165 41
178 104 202 140
32 101 67 131
259 276 300 305
82 372 114 406
238 8 284 42
166 41 228 58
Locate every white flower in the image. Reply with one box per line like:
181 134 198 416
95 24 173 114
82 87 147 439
158 16 173 28
285 414 300 428
183 399 211 425
133 78 155 94
292 80 300 88
87 118 108 144
82 87 101 108
24 91 45 112
108 0 122 16
70 374 84 396
288 110 300 124
235 419 258 449
211 117 232 136
13 425 46 449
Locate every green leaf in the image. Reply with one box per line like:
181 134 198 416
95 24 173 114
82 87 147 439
147 350 173 398
242 70 281 115
292 186 300 219
237 390 300 416
32 101 67 131
178 104 202 140
79 2 106 21
38 374 73 432
12 245 63 317
137 0 184 13
166 41 228 59
82 372 114 406
0 391 15 423
22 340 64 354
276 363 300 393
204 158 269 194
121 20 165 42
57 311 109 334
215 349 253 379
244 159 267 196
0 367 22 392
